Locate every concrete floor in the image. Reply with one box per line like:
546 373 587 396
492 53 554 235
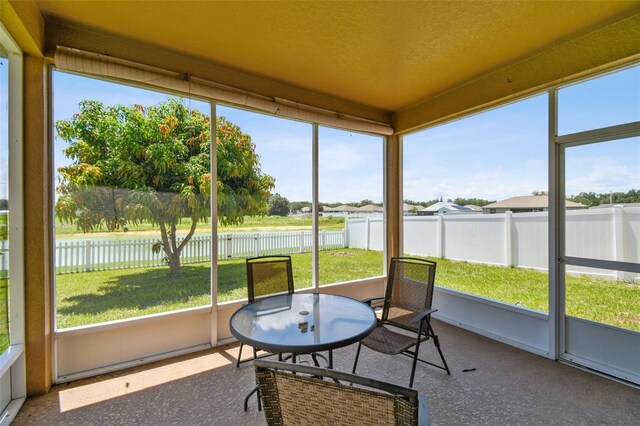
14 321 640 425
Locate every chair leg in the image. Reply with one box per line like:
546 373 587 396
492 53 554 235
244 385 258 412
352 342 362 374
236 342 244 368
311 353 320 367
257 386 262 412
428 320 451 375
409 337 422 388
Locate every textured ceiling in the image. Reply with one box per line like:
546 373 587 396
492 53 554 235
35 1 640 112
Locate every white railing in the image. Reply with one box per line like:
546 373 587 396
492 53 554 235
55 230 346 274
347 206 640 281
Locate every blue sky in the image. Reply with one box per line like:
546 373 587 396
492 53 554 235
19 66 640 204
404 66 639 202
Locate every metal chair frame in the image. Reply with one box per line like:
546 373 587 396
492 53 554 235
352 257 451 387
236 255 295 369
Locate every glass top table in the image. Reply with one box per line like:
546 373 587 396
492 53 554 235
229 293 377 355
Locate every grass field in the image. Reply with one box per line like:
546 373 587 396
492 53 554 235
55 215 346 237
54 250 639 332
1 276 8 353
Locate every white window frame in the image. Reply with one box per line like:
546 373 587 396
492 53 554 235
0 22 26 425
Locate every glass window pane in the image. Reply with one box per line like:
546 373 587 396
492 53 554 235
564 138 640 261
0 55 9 352
319 127 384 285
403 94 549 312
216 106 312 301
558 65 640 135
566 266 639 331
53 72 212 328
563 138 640 333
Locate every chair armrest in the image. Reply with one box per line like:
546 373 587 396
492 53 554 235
418 394 430 426
411 307 437 324
361 296 385 307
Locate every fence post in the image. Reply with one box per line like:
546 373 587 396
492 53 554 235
226 234 233 259
365 218 371 250
84 240 92 272
299 232 304 253
505 211 513 267
613 205 625 279
436 214 444 258
255 234 260 257
344 219 349 248
0 240 7 276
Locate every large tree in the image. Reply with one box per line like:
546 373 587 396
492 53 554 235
267 193 290 216
56 98 274 275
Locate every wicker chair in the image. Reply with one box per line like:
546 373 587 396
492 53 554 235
236 255 295 368
352 257 450 388
255 360 430 426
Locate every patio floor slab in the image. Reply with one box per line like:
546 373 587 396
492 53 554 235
14 320 640 425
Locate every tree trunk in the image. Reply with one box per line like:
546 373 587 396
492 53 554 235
159 217 199 276
168 253 181 276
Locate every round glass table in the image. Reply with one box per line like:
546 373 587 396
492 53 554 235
230 293 377 364
230 293 377 411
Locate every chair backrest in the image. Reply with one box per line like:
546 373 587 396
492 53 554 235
381 257 436 332
255 360 428 426
246 255 294 302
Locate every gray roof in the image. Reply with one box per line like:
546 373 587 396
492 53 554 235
323 204 358 212
422 202 470 212
483 195 587 209
356 204 384 212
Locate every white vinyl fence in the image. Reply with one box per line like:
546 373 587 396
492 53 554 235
55 230 346 274
348 206 640 281
0 240 7 277
53 206 640 280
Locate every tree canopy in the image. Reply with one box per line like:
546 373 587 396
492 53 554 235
568 189 640 207
55 98 274 274
452 197 495 207
267 193 290 216
290 201 311 213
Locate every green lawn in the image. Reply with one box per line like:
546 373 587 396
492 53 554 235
55 249 383 328
1 276 8 353
55 250 639 332
55 215 345 237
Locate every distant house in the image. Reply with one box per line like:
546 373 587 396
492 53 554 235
464 204 483 212
403 203 421 212
482 195 587 214
403 203 422 215
356 204 383 212
300 206 311 213
323 204 357 213
322 204 359 216
419 202 474 215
